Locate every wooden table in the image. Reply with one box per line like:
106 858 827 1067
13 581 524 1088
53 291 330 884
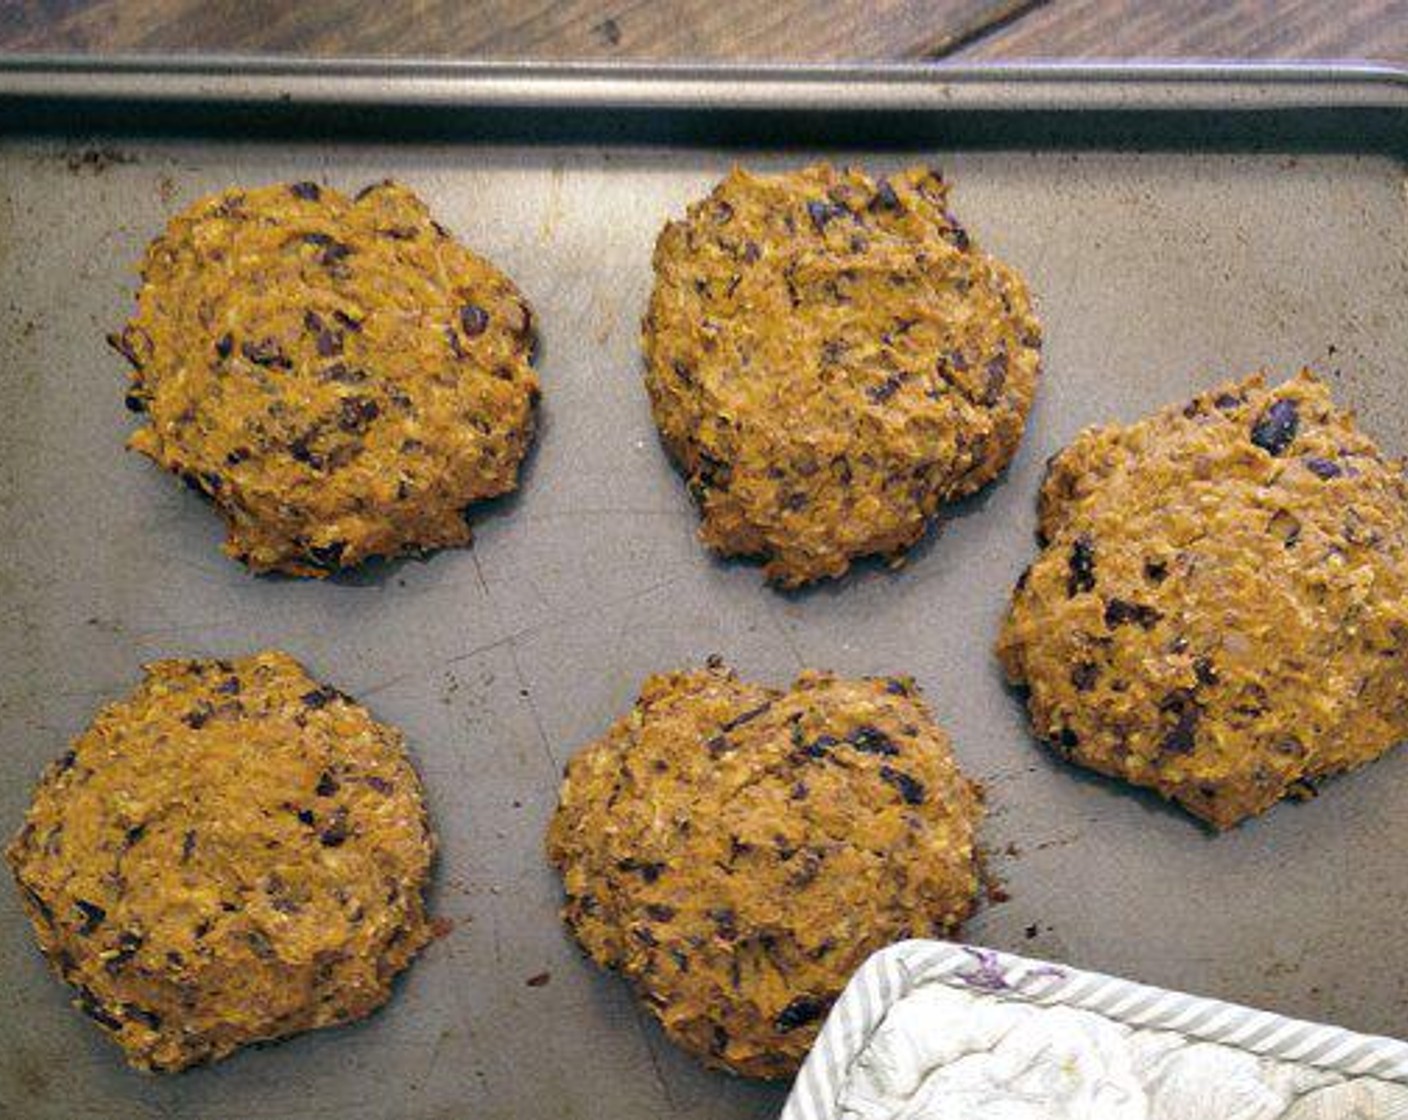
1 0 1405 64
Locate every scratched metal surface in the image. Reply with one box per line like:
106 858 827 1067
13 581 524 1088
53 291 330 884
2 63 1408 1120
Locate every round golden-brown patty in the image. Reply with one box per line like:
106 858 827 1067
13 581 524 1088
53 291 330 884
643 163 1041 587
546 662 982 1078
113 180 538 576
997 372 1408 830
6 652 435 1071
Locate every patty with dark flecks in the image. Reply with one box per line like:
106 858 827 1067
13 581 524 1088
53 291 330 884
114 180 538 576
6 652 436 1071
643 162 1041 587
546 661 982 1078
998 371 1408 829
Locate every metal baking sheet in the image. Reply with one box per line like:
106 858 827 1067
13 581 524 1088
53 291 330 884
2 59 1407 1120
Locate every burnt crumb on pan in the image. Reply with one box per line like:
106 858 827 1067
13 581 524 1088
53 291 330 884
592 16 622 46
64 147 137 175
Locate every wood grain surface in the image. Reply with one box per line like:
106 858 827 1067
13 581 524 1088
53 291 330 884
0 0 1404 63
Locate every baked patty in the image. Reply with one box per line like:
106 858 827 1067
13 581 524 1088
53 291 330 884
546 661 982 1077
6 652 435 1071
643 163 1041 587
998 372 1408 829
114 180 538 576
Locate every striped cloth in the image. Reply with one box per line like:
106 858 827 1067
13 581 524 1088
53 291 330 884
783 940 1408 1120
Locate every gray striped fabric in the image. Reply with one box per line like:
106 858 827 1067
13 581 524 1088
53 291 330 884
781 940 1408 1120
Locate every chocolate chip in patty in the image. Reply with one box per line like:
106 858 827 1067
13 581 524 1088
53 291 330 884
774 995 827 1033
1304 455 1342 479
459 304 490 338
867 370 907 403
338 395 380 433
1158 690 1201 755
796 733 838 761
982 353 1008 406
74 900 107 934
76 986 123 1031
805 199 847 232
846 725 898 755
105 930 144 974
305 540 346 568
869 178 902 212
1104 598 1162 630
241 338 290 370
108 326 150 370
879 765 926 805
123 1004 163 1030
1071 662 1099 692
182 707 211 730
1067 535 1096 596
1250 398 1300 456
304 310 343 357
719 703 772 733
289 437 322 468
942 220 970 251
289 181 321 201
319 808 350 848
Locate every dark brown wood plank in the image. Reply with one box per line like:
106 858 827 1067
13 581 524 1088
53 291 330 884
953 0 1408 62
2 0 1404 66
0 0 1031 60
